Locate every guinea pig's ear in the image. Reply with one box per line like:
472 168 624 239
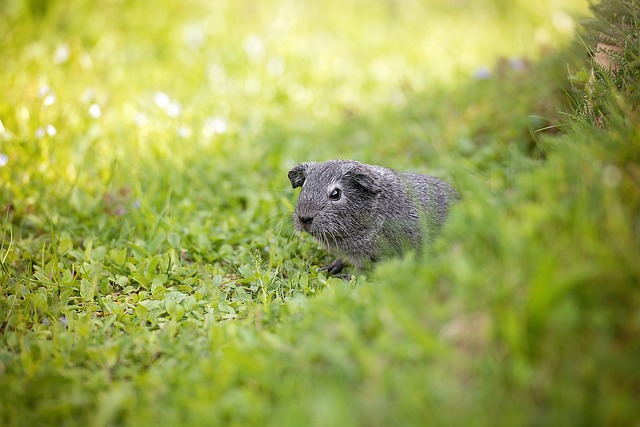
346 167 381 195
288 163 312 189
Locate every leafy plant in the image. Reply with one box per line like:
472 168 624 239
2 0 639 426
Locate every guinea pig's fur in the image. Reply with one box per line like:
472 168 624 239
288 159 459 273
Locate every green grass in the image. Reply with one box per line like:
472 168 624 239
2 0 640 425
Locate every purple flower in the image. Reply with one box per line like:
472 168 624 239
473 66 491 80
509 58 526 71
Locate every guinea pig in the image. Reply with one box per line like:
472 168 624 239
288 159 459 274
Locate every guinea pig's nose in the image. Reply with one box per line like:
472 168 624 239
298 215 314 225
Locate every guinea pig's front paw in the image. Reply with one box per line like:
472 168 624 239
321 258 347 275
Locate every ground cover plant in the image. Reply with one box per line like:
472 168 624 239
1 0 639 425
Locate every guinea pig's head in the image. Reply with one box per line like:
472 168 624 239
288 160 381 242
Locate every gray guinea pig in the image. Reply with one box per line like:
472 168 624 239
288 159 459 274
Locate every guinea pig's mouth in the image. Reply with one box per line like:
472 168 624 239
294 221 312 233
306 228 346 243
299 225 319 236
294 216 346 241
293 220 316 234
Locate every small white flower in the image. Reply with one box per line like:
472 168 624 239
54 43 70 64
134 113 148 127
207 63 227 83
166 100 182 118
552 11 575 35
38 85 51 98
243 34 265 61
46 124 57 137
43 94 56 107
183 24 205 49
35 127 45 139
80 53 93 69
82 88 96 103
203 117 228 137
267 57 285 76
0 153 8 167
154 92 171 109
89 103 102 118
177 126 192 138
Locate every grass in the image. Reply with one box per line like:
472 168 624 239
1 0 639 425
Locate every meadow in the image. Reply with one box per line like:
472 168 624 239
1 0 639 425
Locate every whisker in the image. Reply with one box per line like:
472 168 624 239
264 210 290 226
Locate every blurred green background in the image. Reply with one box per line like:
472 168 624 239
2 0 640 426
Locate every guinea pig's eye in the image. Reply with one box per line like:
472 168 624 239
328 188 342 201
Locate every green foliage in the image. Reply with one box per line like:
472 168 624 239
577 0 640 120
2 0 639 426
